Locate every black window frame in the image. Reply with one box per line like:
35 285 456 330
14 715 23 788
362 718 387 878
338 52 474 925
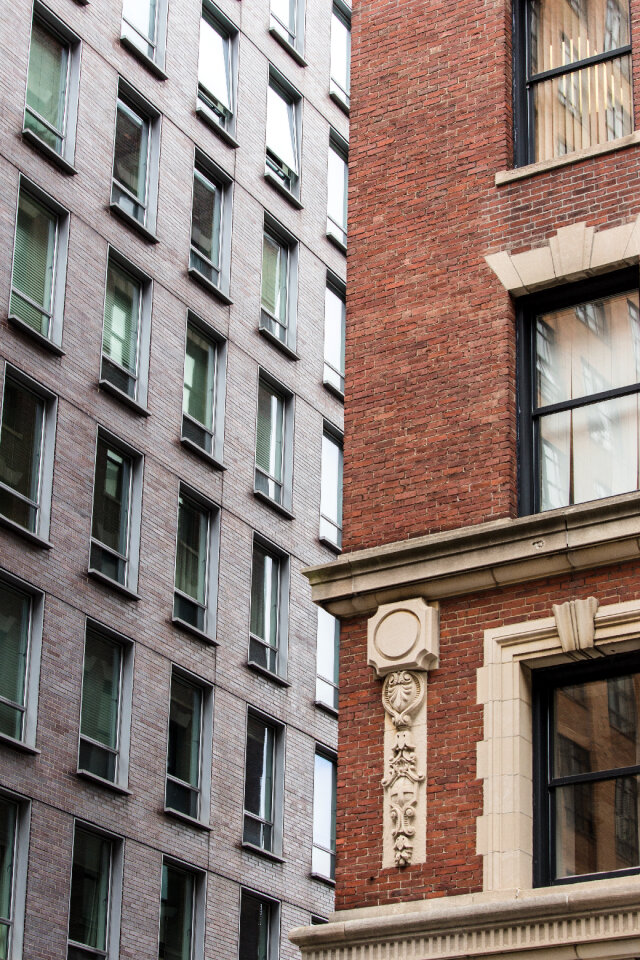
517 266 640 515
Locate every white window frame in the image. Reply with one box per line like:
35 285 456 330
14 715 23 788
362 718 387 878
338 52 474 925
242 707 286 858
327 131 348 251
269 0 306 63
319 423 343 550
158 856 207 960
188 149 233 302
120 0 169 76
66 820 123 960
77 618 134 793
259 214 299 357
330 0 351 112
248 533 290 683
312 747 337 883
164 666 213 828
0 788 31 960
196 2 239 146
0 568 44 753
253 370 295 516
110 79 161 241
172 483 220 642
22 2 81 174
315 606 339 714
99 246 152 414
323 271 346 398
88 427 144 598
9 175 69 354
181 311 227 468
238 887 281 960
0 363 57 547
265 68 303 204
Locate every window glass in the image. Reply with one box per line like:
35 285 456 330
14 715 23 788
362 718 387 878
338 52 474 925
0 582 30 742
199 12 232 120
255 382 284 502
10 190 57 338
90 440 131 585
243 715 275 850
67 827 112 957
159 861 194 960
271 0 296 43
324 283 346 394
327 143 348 245
312 752 337 879
102 259 141 398
330 5 351 105
166 675 202 819
0 798 17 957
190 167 222 286
249 544 280 672
320 432 343 548
79 628 121 783
239 891 272 960
0 378 44 533
25 21 68 154
261 231 288 329
122 0 158 59
182 325 217 452
316 607 339 711
173 495 209 631
266 83 298 177
112 99 150 225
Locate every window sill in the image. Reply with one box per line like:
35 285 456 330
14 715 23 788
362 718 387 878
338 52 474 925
247 660 291 687
180 436 226 470
99 378 150 416
326 230 347 255
109 201 159 244
76 769 131 795
0 732 39 755
314 699 339 718
329 90 350 115
496 130 640 186
22 128 76 175
88 567 139 600
0 513 52 549
269 26 307 66
241 841 285 863
319 534 342 554
171 615 218 645
323 379 344 402
310 871 336 887
259 322 299 360
195 103 239 148
164 806 211 831
7 314 64 356
119 35 168 80
188 266 233 305
264 170 303 210
253 488 294 519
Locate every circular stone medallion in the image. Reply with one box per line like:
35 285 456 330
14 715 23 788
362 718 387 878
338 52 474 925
374 609 420 661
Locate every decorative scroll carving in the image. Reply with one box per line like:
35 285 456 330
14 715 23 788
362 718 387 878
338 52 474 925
553 596 599 654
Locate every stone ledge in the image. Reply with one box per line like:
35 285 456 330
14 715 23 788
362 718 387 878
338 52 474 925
302 493 640 617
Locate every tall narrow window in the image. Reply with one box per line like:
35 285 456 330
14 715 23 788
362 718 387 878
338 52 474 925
249 541 281 674
323 276 346 396
121 0 161 63
67 825 115 959
90 433 142 592
330 2 351 110
173 492 214 635
261 230 292 348
159 860 204 960
0 581 31 743
78 626 123 785
327 134 348 249
112 98 150 226
0 797 17 957
165 673 203 820
266 73 301 195
320 428 343 549
198 5 237 136
181 318 226 465
315 607 339 712
101 256 142 401
312 751 337 880
189 155 232 297
255 377 293 511
239 890 279 960
243 714 278 852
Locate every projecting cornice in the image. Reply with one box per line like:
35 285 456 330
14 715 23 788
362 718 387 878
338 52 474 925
302 492 640 617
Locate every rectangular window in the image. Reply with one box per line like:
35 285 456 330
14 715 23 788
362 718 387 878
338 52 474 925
519 271 640 514
198 4 238 139
89 431 143 593
239 889 280 960
173 487 220 639
0 367 56 542
0 792 29 960
9 179 69 349
312 750 337 881
315 607 339 712
101 252 152 407
327 133 348 249
330 2 351 110
121 0 168 71
243 711 283 854
181 316 226 465
323 275 346 397
0 573 43 750
67 824 121 960
260 218 298 353
266 71 301 197
165 672 204 820
320 428 343 549
110 81 160 236
189 153 233 299
159 859 205 960
514 0 633 165
254 375 293 512
249 538 289 677
24 4 80 170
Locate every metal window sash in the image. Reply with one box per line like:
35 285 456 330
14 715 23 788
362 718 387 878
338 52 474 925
193 168 223 270
25 53 70 143
271 8 296 44
527 43 631 86
243 809 274 830
0 695 26 716
67 940 108 959
68 830 113 957
79 733 119 759
0 480 40 516
122 13 158 53
249 632 278 655
115 99 151 212
101 351 140 387
532 379 640 418
12 197 59 322
91 536 129 567
549 762 640 788
166 772 202 800
170 675 204 794
255 464 283 491
182 411 215 443
198 83 233 121
80 635 123 761
176 495 211 608
313 839 336 857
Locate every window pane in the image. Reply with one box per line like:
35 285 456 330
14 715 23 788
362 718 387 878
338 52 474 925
244 716 274 826
175 496 208 607
113 101 149 217
330 7 350 98
312 753 337 878
531 0 630 75
320 433 343 546
11 190 57 337
324 284 346 390
328 146 348 238
255 383 284 484
266 84 297 174
0 379 44 532
166 676 202 818
102 260 141 393
122 0 158 49
191 169 222 280
261 233 288 324
80 629 121 782
239 892 271 960
92 440 131 562
0 582 30 741
250 545 279 651
199 14 232 114
68 827 111 952
183 325 216 433
159 862 194 960
316 607 339 710
271 0 296 40
0 798 16 933
25 21 68 151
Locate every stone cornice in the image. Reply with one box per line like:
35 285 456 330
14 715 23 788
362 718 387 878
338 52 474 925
302 493 640 617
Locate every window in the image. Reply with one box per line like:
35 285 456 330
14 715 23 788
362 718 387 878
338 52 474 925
323 274 346 397
100 250 152 410
265 71 301 199
197 3 238 141
0 573 44 750
121 0 168 73
312 750 337 881
173 487 220 639
89 430 143 594
181 315 227 466
189 152 233 299
249 536 289 679
513 0 632 166
243 711 284 855
111 81 160 237
9 178 69 350
165 669 213 825
518 270 640 514
239 889 280 960
254 374 294 513
78 621 134 790
23 4 80 171
270 0 305 59
0 366 56 543
330 2 351 110
159 859 205 960
319 427 343 549
327 133 348 249
67 823 122 960
260 218 298 354
315 607 339 712
0 791 30 960
533 653 640 884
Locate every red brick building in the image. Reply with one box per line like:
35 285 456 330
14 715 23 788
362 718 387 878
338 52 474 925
292 0 640 957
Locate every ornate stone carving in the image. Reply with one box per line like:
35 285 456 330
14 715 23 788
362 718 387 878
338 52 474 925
368 598 439 677
553 596 599 654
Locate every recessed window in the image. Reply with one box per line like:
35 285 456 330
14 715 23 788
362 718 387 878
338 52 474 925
173 487 220 639
239 889 280 960
0 791 30 960
0 572 44 750
254 374 294 513
518 270 640 514
260 218 298 354
198 3 238 140
159 859 205 960
315 607 339 712
330 2 351 110
110 81 160 237
0 367 57 543
181 315 227 465
189 153 233 299
9 179 69 350
121 0 168 73
100 251 152 409
67 823 122 960
249 537 289 679
266 71 302 199
270 0 305 59
23 4 80 171
319 427 343 549
243 711 284 855
327 133 348 249
89 430 143 594
78 621 134 790
513 0 632 166
323 274 345 397
165 669 213 825
312 750 337 881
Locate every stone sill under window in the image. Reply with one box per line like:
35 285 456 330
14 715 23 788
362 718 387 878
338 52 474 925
269 26 308 66
253 488 294 519
259 321 299 360
319 534 342 554
247 660 291 687
8 314 65 356
326 230 347 255
0 513 52 549
109 201 159 244
310 871 336 887
76 769 131 796
314 699 339 719
99 378 150 417
195 103 239 149
329 90 350 116
241 841 285 864
0 732 39 756
22 128 76 175
120 35 168 80
171 615 218 646
264 169 304 210
496 130 640 186
180 436 226 471
323 379 345 403
164 806 211 831
188 266 233 305
88 567 139 600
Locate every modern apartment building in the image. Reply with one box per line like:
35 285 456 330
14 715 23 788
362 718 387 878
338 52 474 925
0 0 348 956
292 1 640 960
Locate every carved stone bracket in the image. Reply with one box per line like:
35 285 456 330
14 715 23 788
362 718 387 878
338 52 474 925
553 596 599 655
